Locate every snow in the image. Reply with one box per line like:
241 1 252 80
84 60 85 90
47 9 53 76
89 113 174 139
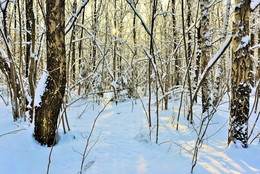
235 2 242 9
251 0 260 11
236 35 250 51
0 89 260 174
0 0 7 10
34 71 48 107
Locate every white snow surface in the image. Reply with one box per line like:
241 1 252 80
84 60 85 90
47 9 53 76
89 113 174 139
0 0 7 10
251 0 260 10
0 91 260 174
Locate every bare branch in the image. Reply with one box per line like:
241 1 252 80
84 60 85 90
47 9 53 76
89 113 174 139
65 0 90 35
192 35 232 103
125 0 151 35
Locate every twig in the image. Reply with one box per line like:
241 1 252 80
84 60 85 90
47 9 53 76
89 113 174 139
65 0 90 34
159 141 193 154
46 104 68 174
248 111 260 140
0 94 8 106
250 132 260 144
191 103 219 173
0 128 26 137
79 100 110 174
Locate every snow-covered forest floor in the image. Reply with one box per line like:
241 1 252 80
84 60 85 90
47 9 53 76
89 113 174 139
0 90 260 174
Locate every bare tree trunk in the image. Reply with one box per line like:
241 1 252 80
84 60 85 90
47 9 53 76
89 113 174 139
71 0 77 82
172 0 179 86
164 13 169 110
129 0 138 98
213 0 231 106
187 0 192 63
0 2 25 121
250 16 255 85
258 7 260 82
78 5 85 96
149 0 159 143
200 0 211 113
92 0 97 71
118 0 124 90
228 0 252 148
112 0 118 103
26 0 36 121
34 0 66 146
194 25 201 103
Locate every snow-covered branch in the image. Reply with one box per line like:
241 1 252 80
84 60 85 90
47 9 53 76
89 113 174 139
192 35 232 102
143 47 157 73
125 0 151 35
65 0 90 35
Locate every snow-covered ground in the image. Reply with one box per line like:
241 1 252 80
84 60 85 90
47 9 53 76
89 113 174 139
0 91 259 174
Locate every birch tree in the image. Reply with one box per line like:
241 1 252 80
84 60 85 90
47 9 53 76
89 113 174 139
200 0 211 113
228 0 252 148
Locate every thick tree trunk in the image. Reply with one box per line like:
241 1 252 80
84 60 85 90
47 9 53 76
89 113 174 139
228 0 252 148
34 0 66 146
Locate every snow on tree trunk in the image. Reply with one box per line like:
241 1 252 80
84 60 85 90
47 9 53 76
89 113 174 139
34 0 66 146
228 0 253 148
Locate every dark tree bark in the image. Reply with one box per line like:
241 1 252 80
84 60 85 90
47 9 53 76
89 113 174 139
128 0 139 99
71 0 77 82
34 0 66 146
26 0 36 121
77 5 85 96
187 0 192 63
172 0 179 86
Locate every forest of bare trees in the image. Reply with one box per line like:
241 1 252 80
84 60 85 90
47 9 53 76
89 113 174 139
0 0 260 171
